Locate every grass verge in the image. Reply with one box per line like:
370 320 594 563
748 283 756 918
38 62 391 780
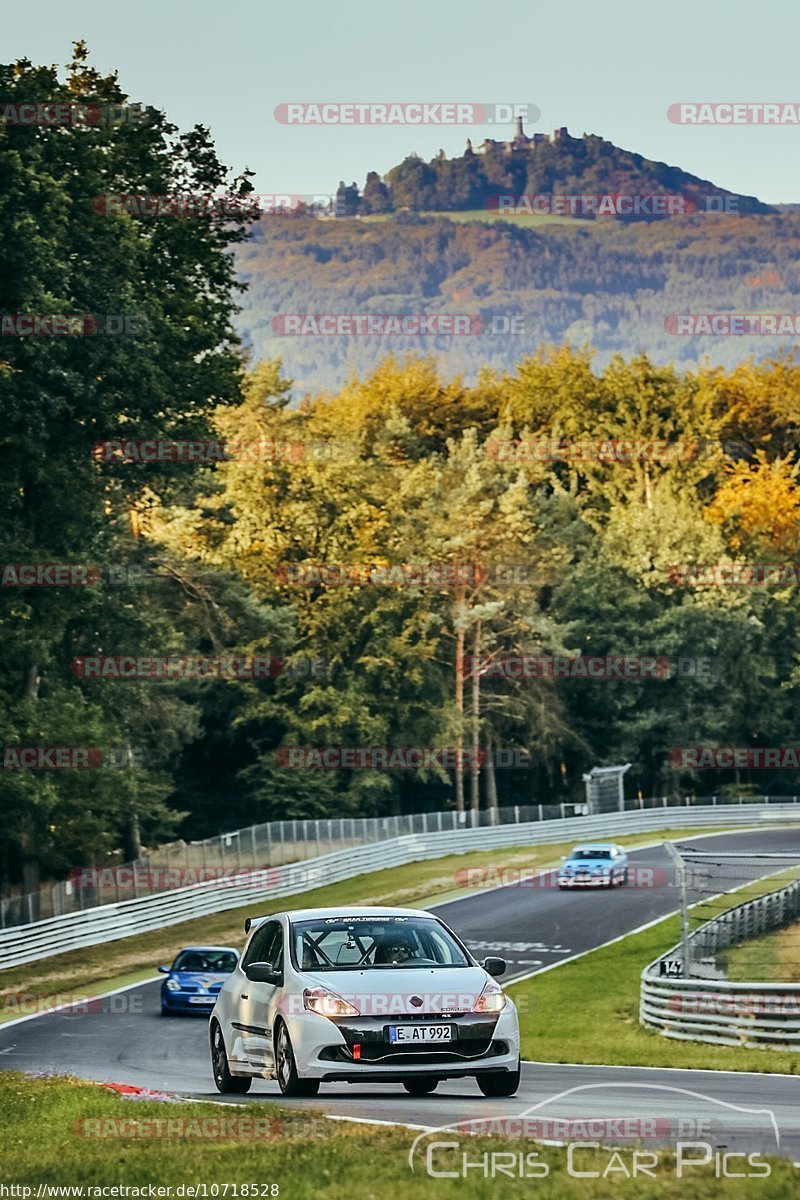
510 908 800 1074
1 1071 796 1196
726 921 800 982
0 827 723 1011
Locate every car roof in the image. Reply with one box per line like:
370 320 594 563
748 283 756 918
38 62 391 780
570 843 620 852
280 906 432 921
174 945 240 953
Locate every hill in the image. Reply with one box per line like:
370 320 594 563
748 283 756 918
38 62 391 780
332 124 774 220
234 209 800 394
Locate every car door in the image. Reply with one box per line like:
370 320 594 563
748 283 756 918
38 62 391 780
239 919 284 1072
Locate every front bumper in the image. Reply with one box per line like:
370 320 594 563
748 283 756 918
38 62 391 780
291 1004 520 1079
558 875 612 887
162 989 220 1013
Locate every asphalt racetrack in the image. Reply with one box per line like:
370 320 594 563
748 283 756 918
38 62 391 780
2 828 799 1161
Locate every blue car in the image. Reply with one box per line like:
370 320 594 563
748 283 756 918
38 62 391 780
557 842 629 889
159 946 240 1015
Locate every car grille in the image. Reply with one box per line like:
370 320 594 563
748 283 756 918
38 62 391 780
320 1039 508 1064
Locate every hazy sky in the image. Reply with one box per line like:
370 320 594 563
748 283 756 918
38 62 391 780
5 0 799 203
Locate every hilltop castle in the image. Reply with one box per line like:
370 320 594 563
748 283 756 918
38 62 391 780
466 118 575 155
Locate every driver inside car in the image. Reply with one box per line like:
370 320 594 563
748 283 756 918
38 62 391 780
373 933 416 965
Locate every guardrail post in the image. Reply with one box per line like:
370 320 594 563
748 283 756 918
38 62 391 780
664 841 690 977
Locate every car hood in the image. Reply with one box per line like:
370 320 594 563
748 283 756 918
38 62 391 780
169 971 228 988
563 858 614 870
299 966 493 1016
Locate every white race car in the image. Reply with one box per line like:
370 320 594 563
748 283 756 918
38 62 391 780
209 906 520 1097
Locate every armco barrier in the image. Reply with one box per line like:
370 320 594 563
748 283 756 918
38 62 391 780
640 875 800 1049
1 804 797 970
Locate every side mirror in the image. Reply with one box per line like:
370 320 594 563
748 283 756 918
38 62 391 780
245 961 283 985
157 965 170 974
483 956 506 978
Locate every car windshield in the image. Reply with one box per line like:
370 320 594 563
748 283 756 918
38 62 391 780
290 916 472 971
571 849 612 860
172 950 238 972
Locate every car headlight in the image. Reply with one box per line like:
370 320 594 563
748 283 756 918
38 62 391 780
165 978 181 992
473 984 507 1014
303 987 359 1018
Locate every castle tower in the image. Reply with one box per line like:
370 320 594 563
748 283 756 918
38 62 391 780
514 115 526 140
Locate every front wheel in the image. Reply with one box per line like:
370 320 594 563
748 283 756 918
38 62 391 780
477 1060 521 1097
275 1022 320 1097
403 1077 439 1095
211 1022 251 1094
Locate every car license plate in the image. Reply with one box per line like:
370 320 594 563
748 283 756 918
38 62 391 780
389 1024 452 1043
189 995 214 1004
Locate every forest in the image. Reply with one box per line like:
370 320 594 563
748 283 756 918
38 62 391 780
3 49 800 892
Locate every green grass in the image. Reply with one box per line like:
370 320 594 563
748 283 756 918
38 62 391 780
510 897 800 1074
1 1072 797 1196
358 209 593 228
726 921 800 983
0 827 724 1010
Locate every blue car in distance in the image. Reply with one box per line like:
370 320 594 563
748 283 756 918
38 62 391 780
557 843 629 889
159 946 240 1015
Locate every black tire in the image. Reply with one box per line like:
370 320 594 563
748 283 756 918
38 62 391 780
275 1022 320 1097
160 1006 172 1016
402 1077 439 1095
620 868 629 886
476 1060 521 1097
211 1021 251 1094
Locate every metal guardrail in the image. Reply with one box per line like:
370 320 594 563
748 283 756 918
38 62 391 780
2 803 795 971
640 876 800 1049
5 793 797 929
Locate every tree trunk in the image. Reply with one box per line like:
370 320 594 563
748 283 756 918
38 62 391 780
123 809 142 861
23 663 40 700
485 733 498 824
453 585 465 813
470 620 482 816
